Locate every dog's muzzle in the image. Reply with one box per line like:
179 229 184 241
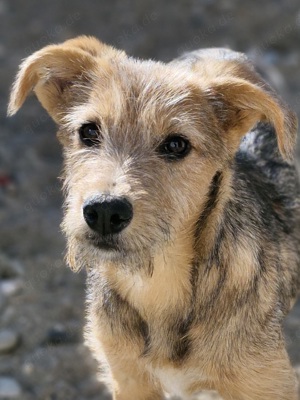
83 195 133 236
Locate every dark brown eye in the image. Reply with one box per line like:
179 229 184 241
79 123 100 147
158 135 191 161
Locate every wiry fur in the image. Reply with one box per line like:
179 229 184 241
8 36 300 399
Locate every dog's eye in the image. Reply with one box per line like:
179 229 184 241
158 135 191 161
79 123 101 147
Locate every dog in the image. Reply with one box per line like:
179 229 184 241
8 36 300 399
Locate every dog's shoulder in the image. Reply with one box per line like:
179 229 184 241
236 122 300 197
230 123 300 248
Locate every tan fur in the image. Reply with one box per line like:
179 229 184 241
8 36 300 399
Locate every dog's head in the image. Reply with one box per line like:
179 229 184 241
8 36 297 271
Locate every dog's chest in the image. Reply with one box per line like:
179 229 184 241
88 264 194 360
150 366 207 398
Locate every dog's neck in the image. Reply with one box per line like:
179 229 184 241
193 167 233 263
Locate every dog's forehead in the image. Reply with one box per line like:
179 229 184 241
66 59 207 139
94 60 196 110
114 58 194 93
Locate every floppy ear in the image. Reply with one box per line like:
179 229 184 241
204 76 297 160
187 50 297 161
8 36 123 124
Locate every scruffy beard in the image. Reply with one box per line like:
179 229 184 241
65 232 163 275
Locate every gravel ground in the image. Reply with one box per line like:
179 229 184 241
1 1 300 399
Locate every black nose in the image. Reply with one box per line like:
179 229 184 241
83 196 133 236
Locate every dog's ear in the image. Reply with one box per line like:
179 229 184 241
8 36 124 124
189 51 297 161
204 77 297 160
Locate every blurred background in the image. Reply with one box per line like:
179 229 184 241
1 0 300 399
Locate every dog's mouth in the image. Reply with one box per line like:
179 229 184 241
85 232 122 252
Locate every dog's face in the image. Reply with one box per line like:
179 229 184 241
56 61 227 270
8 36 297 271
